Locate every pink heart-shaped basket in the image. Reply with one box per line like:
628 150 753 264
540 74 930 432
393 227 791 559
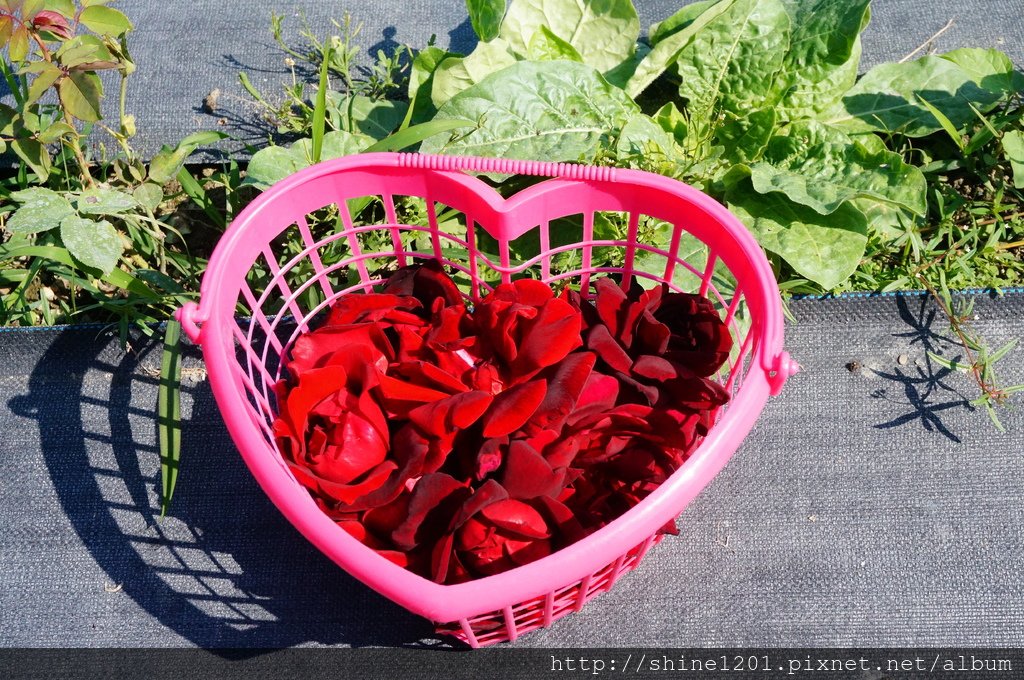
176 152 796 647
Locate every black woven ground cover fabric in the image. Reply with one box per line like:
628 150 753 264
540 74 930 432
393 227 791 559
1 292 1022 647
2 0 1017 160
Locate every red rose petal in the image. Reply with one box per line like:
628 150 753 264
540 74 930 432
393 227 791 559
525 351 596 434
586 323 633 374
481 379 548 438
452 478 509 529
391 472 469 551
632 354 678 381
593 278 627 336
511 278 555 306
480 499 551 539
317 460 398 505
324 293 420 326
514 297 583 377
500 440 564 499
408 390 493 436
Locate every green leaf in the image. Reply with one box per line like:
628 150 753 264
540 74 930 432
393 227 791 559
527 24 583 62
79 5 133 35
407 47 458 124
37 121 76 144
26 64 62 105
77 187 138 215
9 25 30 62
602 41 649 89
624 0 737 98
326 93 409 139
853 196 914 242
45 0 77 17
244 130 373 189
158 319 183 517
58 71 103 122
430 39 518 109
728 188 868 289
59 215 123 275
10 137 51 181
6 189 74 234
498 0 640 73
364 119 475 153
823 55 1003 137
749 120 927 215
1002 130 1024 190
770 0 870 120
715 108 777 164
648 0 715 45
938 47 1024 97
56 35 117 69
673 0 791 126
466 0 506 42
915 93 965 151
615 113 677 161
22 0 45 19
148 131 227 185
420 60 639 163
311 46 330 164
133 183 164 212
653 101 687 145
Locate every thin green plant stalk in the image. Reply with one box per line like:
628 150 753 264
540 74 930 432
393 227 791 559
158 320 183 517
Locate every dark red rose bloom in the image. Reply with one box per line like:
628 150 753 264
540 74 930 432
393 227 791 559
474 279 584 385
271 262 734 584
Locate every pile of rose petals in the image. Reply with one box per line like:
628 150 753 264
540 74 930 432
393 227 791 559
272 261 732 584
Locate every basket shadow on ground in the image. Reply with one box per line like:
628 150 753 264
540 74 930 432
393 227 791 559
868 295 973 443
7 328 441 651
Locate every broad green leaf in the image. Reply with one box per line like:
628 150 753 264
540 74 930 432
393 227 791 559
9 24 30 62
133 183 164 212
602 41 649 89
59 215 123 274
45 0 77 17
10 137 51 181
79 5 132 35
325 93 408 139
728 188 868 288
58 71 103 122
244 147 308 189
27 64 62 104
749 120 927 215
624 0 737 98
77 187 138 215
148 131 227 184
771 0 870 119
527 24 583 62
939 48 1024 97
715 108 777 164
615 113 678 161
823 56 1002 137
673 0 791 126
430 39 518 109
407 47 459 124
245 130 373 188
57 36 116 69
37 121 76 144
421 60 639 162
853 196 914 242
0 16 13 47
498 0 640 73
6 189 74 234
648 0 715 45
22 0 45 19
1002 130 1024 190
466 0 506 42
653 101 687 145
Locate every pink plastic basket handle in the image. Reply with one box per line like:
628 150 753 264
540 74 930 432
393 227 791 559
397 152 619 181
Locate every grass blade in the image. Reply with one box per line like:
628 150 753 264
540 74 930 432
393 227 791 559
177 166 226 229
158 319 182 518
311 46 331 164
364 119 474 153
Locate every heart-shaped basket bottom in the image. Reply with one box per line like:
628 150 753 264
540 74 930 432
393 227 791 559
176 152 795 647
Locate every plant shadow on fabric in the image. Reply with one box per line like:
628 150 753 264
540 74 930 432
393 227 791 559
7 330 441 652
868 295 973 443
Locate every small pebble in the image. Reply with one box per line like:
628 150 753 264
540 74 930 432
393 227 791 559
808 515 818 522
897 354 909 365
103 582 123 593
845 360 861 373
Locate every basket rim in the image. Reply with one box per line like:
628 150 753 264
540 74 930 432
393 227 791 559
181 152 790 623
